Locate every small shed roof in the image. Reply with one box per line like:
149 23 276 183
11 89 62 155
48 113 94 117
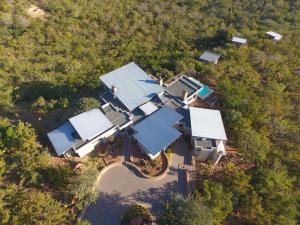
139 101 158 116
47 122 76 156
199 51 221 63
266 31 283 40
232 36 247 44
69 108 113 141
133 107 183 159
189 107 227 140
100 62 164 111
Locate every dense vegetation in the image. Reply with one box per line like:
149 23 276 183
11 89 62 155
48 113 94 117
121 204 152 225
0 0 299 224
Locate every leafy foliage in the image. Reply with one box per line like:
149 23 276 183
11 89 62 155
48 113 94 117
76 97 100 114
0 0 299 224
121 204 152 225
158 192 213 225
0 186 69 225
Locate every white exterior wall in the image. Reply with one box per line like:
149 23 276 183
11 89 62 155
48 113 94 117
183 92 198 105
136 140 163 160
192 136 226 164
75 126 118 157
76 141 96 157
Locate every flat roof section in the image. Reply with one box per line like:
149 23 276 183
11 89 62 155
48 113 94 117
100 62 164 111
102 104 130 127
166 76 200 101
100 91 128 112
139 101 158 116
69 108 114 141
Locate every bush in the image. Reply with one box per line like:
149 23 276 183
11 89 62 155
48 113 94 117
31 96 48 113
121 204 152 225
76 97 100 113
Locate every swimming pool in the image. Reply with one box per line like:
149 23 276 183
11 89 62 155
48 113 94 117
198 86 212 98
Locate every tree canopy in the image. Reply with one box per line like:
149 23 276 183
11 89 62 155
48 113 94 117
0 0 299 224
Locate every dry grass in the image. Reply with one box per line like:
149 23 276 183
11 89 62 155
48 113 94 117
27 5 48 19
91 136 124 165
195 151 255 183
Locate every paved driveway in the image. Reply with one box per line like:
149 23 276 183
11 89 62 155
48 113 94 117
83 137 191 225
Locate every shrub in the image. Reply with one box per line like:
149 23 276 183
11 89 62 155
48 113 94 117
31 96 48 113
76 97 100 113
121 204 152 225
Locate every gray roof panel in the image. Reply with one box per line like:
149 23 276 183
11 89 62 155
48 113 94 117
139 101 158 115
100 62 164 111
133 107 183 157
199 51 221 63
69 109 113 141
232 36 247 44
189 107 227 140
47 122 76 156
266 31 283 40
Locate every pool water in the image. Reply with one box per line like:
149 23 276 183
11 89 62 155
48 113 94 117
198 86 211 97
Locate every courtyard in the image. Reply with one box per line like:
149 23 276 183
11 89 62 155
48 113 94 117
82 137 192 225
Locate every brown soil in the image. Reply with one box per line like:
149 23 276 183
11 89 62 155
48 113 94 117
129 141 167 177
195 150 255 183
91 136 124 165
189 97 210 108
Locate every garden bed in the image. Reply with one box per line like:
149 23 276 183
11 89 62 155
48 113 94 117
129 141 168 177
91 135 124 165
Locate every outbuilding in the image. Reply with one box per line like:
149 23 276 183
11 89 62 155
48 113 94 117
199 51 221 64
265 31 283 41
189 107 227 165
232 36 247 45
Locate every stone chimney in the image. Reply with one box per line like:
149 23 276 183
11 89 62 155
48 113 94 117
112 85 117 99
182 90 188 101
159 77 163 86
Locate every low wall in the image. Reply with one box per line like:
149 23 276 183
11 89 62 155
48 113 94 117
124 151 169 181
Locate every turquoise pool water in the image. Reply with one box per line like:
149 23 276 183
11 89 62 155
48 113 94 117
198 86 211 97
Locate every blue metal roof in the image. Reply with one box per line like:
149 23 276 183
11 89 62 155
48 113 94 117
69 109 113 141
47 122 76 156
133 107 183 158
100 62 164 111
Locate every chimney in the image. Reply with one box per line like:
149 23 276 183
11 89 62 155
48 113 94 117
112 85 117 99
182 90 188 101
159 77 163 86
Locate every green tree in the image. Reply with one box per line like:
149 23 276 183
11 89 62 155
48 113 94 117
68 160 103 209
0 186 69 225
0 120 43 185
32 96 48 113
158 192 212 225
121 204 152 225
76 97 100 113
201 181 233 225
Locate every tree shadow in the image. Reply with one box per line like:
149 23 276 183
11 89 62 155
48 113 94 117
84 191 129 225
129 181 178 215
173 138 192 165
195 30 230 50
13 81 76 102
